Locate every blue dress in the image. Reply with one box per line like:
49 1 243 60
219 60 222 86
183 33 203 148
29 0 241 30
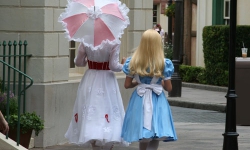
121 57 177 143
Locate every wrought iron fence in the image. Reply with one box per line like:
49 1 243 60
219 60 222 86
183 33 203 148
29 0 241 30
0 40 33 146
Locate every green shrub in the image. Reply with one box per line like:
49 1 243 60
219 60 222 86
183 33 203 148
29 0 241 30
196 69 207 84
165 3 175 17
8 112 44 136
203 25 250 86
179 65 205 83
164 42 173 60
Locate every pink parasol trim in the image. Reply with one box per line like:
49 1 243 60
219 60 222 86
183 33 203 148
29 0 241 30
63 13 89 38
101 3 125 21
72 0 94 7
94 18 115 47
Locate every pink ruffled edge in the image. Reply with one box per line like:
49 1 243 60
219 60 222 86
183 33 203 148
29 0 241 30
58 0 130 51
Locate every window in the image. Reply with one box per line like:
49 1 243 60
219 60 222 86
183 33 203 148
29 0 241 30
69 41 76 69
224 0 230 25
69 41 87 79
153 5 157 26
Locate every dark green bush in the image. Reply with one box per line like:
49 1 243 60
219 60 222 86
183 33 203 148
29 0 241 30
203 25 250 86
164 42 173 60
179 65 205 83
165 3 175 17
196 69 207 84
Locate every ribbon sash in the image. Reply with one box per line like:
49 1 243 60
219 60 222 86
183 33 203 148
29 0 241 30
137 84 162 130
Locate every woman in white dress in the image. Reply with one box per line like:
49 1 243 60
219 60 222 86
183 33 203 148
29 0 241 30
154 24 165 45
65 43 127 150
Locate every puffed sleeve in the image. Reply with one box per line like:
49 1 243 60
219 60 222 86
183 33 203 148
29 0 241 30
163 58 174 80
109 44 123 72
74 43 88 67
122 57 133 78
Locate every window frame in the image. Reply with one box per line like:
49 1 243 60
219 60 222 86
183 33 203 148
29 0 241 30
153 5 158 27
224 0 230 19
69 41 87 79
224 0 230 25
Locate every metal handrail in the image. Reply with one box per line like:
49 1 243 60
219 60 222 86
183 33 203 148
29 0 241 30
0 59 33 95
0 40 33 146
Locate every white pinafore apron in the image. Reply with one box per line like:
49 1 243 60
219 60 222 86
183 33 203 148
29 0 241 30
134 74 163 131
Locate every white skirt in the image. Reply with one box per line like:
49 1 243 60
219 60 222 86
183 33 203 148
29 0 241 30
65 69 128 147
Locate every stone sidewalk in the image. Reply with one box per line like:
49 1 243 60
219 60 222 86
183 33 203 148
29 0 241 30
167 82 227 112
31 124 250 150
30 83 250 150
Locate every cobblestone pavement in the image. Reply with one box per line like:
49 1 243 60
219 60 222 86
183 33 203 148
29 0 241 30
171 106 225 123
30 106 249 150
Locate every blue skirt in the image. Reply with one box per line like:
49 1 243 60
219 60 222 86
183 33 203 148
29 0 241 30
121 90 177 143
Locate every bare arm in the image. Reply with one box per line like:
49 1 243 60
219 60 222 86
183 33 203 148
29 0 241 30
124 76 138 89
0 111 9 134
161 79 172 92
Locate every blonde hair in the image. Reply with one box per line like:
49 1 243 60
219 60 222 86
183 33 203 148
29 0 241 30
129 29 165 77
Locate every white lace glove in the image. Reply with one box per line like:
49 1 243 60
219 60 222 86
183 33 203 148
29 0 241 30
74 43 88 67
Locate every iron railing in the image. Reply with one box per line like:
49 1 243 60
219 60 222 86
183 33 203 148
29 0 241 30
0 40 33 146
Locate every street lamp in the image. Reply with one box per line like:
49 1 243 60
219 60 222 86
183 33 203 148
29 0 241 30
222 0 239 149
167 0 173 44
169 0 183 97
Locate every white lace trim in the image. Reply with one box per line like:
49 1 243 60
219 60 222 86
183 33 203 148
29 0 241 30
87 106 96 120
96 88 104 95
113 105 120 121
103 127 111 133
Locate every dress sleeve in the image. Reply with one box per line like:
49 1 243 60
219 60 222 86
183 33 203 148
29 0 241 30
109 44 123 72
122 57 133 78
163 58 174 80
74 43 88 67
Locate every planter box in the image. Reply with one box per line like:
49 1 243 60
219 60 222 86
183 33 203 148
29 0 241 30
8 128 32 149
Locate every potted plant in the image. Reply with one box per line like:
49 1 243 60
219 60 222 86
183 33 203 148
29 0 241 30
165 3 175 17
8 112 44 148
0 90 44 149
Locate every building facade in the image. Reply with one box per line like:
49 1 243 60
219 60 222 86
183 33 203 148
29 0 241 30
0 0 156 147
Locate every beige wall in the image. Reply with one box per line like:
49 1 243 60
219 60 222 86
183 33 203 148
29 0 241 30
0 0 70 147
159 4 168 34
196 0 212 67
122 0 154 57
0 1 69 83
238 0 250 25
191 3 197 66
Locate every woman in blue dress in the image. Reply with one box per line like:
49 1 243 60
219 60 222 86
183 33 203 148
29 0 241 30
121 29 177 150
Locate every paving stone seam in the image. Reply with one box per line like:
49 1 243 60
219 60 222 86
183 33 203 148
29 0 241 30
182 82 227 92
168 82 227 112
168 99 226 112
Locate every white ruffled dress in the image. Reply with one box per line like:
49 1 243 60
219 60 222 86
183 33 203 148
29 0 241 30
65 43 128 147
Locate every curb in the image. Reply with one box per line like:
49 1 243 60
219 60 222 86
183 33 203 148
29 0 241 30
168 82 227 112
168 99 226 112
182 82 228 92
